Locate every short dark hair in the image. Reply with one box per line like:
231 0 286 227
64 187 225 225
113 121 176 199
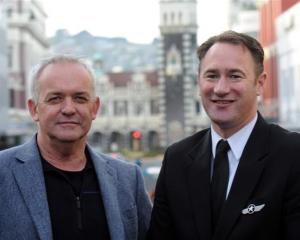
197 30 264 76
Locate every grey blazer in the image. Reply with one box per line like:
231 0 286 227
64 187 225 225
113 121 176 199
0 136 152 240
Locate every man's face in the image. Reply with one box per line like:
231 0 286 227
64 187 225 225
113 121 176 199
198 42 265 137
28 62 100 143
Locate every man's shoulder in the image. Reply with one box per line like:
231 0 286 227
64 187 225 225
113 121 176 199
0 137 38 168
167 128 210 153
0 144 24 166
268 123 300 144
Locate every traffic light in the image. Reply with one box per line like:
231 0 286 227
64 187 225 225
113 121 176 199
132 130 141 140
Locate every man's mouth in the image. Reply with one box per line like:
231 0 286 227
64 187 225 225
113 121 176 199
212 99 234 104
57 121 79 125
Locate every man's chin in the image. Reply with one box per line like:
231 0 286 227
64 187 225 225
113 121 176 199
211 117 234 129
210 115 231 124
50 133 86 143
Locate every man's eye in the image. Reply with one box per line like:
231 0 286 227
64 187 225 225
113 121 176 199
206 74 218 80
46 96 62 104
74 96 88 103
230 74 242 80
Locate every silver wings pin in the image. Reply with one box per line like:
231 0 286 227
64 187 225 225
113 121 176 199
242 204 265 215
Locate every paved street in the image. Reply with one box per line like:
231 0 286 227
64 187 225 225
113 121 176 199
139 157 162 200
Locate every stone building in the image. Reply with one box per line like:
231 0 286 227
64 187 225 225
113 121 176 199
5 0 49 143
90 64 161 152
89 0 210 151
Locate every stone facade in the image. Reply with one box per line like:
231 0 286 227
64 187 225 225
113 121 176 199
89 69 161 152
4 0 49 143
159 0 208 147
88 0 212 151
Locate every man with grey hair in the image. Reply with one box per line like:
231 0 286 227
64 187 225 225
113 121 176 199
0 55 152 240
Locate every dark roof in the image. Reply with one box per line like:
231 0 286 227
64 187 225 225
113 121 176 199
107 71 159 87
145 71 159 86
107 72 132 87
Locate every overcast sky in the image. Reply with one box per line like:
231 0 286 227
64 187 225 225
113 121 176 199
42 0 230 44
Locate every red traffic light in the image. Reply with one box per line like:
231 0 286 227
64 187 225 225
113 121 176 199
132 130 141 139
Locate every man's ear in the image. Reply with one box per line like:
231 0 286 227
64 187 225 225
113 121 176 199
27 99 39 122
198 75 202 97
256 72 267 96
92 96 100 120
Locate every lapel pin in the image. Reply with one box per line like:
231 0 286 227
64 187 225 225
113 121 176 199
242 203 265 215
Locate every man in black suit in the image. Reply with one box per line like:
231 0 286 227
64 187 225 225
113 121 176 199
147 30 300 240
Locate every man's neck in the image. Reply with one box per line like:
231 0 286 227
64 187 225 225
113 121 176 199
37 135 87 171
212 113 258 139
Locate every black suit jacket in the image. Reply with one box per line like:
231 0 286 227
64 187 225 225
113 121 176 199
148 114 300 240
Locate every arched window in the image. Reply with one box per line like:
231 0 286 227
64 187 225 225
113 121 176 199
178 12 182 24
164 13 168 25
171 12 175 24
166 45 182 76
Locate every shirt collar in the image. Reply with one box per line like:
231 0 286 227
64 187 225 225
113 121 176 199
211 113 257 160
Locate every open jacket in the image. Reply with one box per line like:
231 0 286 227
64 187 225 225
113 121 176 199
0 136 152 240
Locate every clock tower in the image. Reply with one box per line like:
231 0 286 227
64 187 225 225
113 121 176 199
159 0 198 146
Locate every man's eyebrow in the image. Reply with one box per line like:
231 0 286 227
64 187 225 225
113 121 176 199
45 91 90 95
75 92 90 95
45 92 62 96
228 69 246 76
202 69 218 74
228 68 244 73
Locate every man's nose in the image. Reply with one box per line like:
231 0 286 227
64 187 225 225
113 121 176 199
61 98 76 115
214 76 230 95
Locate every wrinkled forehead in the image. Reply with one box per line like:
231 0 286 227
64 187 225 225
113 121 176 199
41 61 93 82
38 62 95 94
39 61 90 76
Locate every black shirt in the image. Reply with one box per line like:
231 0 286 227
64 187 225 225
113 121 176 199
41 151 111 240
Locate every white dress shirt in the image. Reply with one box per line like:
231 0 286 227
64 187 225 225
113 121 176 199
211 114 258 198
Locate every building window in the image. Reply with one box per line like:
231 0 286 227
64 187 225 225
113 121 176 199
164 13 168 25
150 99 160 115
178 12 182 24
166 44 182 76
8 45 13 68
113 100 128 116
134 102 144 116
9 89 14 108
90 132 104 146
171 12 175 24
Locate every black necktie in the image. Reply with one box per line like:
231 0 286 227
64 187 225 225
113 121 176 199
211 139 230 229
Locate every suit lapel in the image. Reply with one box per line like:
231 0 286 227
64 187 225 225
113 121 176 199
89 147 125 240
12 139 52 240
186 130 213 240
212 115 270 240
